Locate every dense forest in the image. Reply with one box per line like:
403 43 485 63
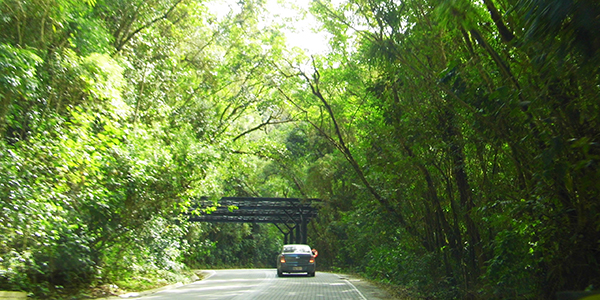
0 0 599 298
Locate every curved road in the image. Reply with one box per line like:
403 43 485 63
135 269 392 300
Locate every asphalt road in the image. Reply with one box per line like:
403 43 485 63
133 269 393 300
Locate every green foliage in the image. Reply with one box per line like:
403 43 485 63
0 0 307 296
299 0 600 298
0 44 41 139
188 223 282 269
483 228 537 298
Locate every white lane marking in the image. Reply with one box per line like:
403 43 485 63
337 274 368 300
203 270 217 280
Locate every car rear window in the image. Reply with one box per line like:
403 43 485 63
282 245 311 253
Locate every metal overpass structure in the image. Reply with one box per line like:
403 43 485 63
186 197 320 244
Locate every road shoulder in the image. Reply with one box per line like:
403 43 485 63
91 270 212 299
333 273 400 300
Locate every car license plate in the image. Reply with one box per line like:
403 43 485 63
293 267 303 271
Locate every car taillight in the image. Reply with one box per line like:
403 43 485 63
309 257 315 263
280 256 286 263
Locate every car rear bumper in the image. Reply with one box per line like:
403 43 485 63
278 264 316 273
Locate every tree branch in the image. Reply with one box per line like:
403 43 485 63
115 0 185 52
232 116 295 141
482 0 514 43
296 68 413 231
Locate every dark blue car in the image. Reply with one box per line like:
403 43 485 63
276 244 316 277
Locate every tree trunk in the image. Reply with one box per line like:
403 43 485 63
441 108 485 286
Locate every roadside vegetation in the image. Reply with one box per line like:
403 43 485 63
1 0 599 299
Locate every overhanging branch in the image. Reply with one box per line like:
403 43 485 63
232 116 295 141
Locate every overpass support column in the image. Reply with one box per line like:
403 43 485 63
296 223 301 244
301 216 308 244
